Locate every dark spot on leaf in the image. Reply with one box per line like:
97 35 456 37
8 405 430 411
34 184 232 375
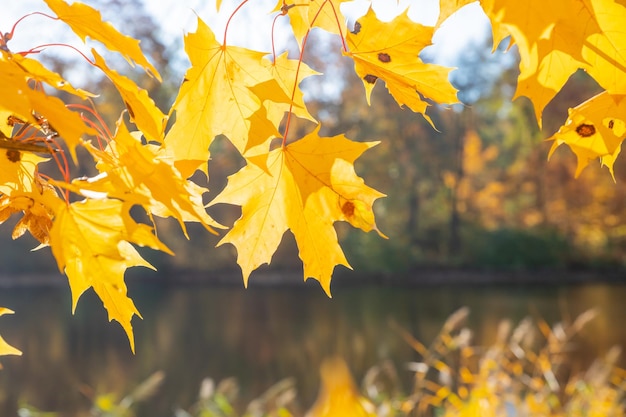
378 53 391 63
576 123 596 137
609 119 614 129
125 101 135 119
364 74 378 84
352 21 361 35
342 201 355 217
6 149 20 162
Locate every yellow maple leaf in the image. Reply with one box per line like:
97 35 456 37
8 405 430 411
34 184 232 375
43 0 160 79
480 0 626 125
91 49 167 143
548 91 626 177
0 189 56 246
165 17 291 176
345 7 458 126
73 118 222 236
210 125 384 296
48 197 172 352
275 0 350 48
0 308 21 357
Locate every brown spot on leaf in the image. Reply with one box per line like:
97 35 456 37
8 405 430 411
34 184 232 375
6 150 20 162
378 53 391 63
363 74 378 84
576 123 596 137
609 120 614 129
351 21 361 35
342 201 355 217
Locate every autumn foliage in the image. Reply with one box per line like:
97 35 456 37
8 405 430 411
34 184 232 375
0 0 624 353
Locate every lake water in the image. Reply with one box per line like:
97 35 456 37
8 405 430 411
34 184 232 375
0 278 625 416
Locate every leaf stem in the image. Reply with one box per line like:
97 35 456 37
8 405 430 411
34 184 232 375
16 43 96 66
223 0 251 46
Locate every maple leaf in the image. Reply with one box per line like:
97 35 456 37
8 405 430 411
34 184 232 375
72 118 222 236
0 190 56 246
91 49 167 143
479 0 626 125
48 197 172 352
43 0 160 79
345 7 458 125
548 91 626 177
210 125 384 296
165 17 291 176
276 0 350 48
0 308 21 357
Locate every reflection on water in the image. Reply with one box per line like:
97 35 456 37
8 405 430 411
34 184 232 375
0 278 624 416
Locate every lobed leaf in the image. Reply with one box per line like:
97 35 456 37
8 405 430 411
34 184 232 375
345 8 458 126
210 125 384 296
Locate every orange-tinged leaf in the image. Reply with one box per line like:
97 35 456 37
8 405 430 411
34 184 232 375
0 308 21 357
0 190 56 246
49 198 171 352
91 49 167 143
165 17 291 176
210 125 384 295
0 148 47 194
345 8 458 125
43 0 160 79
548 91 626 177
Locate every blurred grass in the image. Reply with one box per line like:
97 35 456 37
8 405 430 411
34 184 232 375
16 309 625 417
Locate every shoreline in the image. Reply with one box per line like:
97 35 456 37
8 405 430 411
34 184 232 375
1 267 624 289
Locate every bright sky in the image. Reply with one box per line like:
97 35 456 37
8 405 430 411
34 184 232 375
2 0 490 66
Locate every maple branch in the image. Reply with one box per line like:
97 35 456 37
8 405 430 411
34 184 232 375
4 12 60 49
282 0 333 146
17 43 96 66
223 0 251 46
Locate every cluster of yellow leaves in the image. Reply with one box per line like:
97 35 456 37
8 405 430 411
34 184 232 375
438 0 626 176
5 0 622 355
0 0 219 351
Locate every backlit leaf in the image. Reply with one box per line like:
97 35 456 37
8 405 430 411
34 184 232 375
49 197 171 352
345 7 458 126
210 125 384 296
548 91 626 177
165 17 291 176
43 0 160 79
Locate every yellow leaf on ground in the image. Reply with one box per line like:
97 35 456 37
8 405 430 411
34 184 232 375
0 308 21 357
548 91 626 177
49 198 171 352
165 17 291 176
43 0 160 79
345 8 458 126
210 125 384 296
306 357 375 417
